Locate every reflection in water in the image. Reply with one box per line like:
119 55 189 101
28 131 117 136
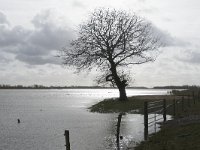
106 113 170 150
116 113 122 150
116 113 123 150
105 113 143 150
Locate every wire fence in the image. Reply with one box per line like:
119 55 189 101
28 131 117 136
143 90 200 141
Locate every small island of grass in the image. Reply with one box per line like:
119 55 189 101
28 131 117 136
89 95 179 114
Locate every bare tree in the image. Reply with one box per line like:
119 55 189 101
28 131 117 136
61 8 161 101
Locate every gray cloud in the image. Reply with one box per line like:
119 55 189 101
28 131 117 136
0 10 74 65
30 24 73 50
0 54 10 64
188 52 200 64
0 9 186 66
16 54 60 65
0 26 30 47
0 11 9 25
150 24 187 47
138 0 146 3
71 0 85 8
176 50 200 64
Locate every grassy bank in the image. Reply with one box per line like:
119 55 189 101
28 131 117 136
134 123 200 150
133 88 200 150
89 95 181 114
89 89 200 116
134 102 200 150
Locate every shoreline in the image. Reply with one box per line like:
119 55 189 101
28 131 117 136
88 90 200 150
89 95 181 114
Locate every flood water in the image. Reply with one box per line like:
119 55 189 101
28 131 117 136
0 89 171 150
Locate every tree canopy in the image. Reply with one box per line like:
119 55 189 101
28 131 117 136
61 8 161 101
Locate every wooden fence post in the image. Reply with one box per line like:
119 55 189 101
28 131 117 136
163 99 166 122
176 99 179 113
198 90 200 102
144 101 148 140
181 96 184 111
187 95 190 108
193 91 195 104
173 99 176 117
64 130 70 150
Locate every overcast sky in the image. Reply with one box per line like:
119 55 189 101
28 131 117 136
0 0 200 87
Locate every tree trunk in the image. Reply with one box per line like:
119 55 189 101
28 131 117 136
118 85 128 101
109 59 128 101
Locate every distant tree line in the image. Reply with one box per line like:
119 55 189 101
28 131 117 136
153 85 200 89
0 84 103 89
0 84 199 89
0 84 149 89
0 84 48 89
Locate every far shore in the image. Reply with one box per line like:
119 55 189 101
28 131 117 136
0 84 194 89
